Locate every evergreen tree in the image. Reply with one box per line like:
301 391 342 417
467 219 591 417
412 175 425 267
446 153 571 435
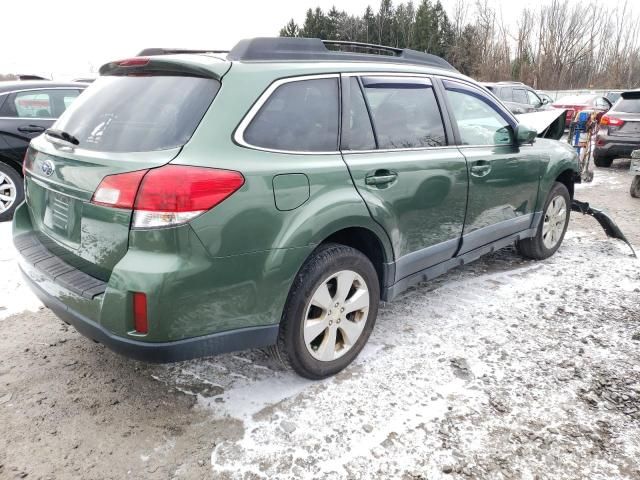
279 19 300 37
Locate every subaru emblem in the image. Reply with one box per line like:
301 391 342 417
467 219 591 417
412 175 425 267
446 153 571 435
41 160 55 177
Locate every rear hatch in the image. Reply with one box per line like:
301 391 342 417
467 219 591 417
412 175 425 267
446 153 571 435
604 92 640 138
24 58 227 280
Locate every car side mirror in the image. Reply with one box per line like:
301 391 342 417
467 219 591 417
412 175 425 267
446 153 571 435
515 124 537 145
541 97 549 105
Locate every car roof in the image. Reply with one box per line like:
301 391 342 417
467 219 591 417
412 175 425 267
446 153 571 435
0 80 87 94
554 94 598 104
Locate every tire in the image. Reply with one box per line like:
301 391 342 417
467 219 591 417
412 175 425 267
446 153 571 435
593 154 614 168
517 182 571 260
275 243 380 379
0 162 23 222
631 175 640 198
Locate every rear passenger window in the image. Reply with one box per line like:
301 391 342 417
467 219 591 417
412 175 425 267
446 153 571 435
361 77 446 149
0 89 80 118
244 78 339 152
343 77 376 150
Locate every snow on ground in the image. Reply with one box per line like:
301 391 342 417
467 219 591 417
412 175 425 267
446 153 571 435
150 230 640 479
1 164 639 479
0 222 41 319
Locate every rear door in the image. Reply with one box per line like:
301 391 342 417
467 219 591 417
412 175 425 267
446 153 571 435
341 74 468 280
441 79 542 254
0 88 81 164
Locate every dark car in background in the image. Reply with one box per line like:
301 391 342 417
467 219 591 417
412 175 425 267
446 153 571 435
482 81 551 114
594 90 640 167
553 94 612 128
0 81 85 220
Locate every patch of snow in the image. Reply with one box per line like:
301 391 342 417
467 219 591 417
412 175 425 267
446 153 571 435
0 222 41 319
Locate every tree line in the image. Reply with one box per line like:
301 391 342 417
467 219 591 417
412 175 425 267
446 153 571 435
280 0 640 90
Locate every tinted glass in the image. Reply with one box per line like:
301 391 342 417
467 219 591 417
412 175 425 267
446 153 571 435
512 88 528 104
446 87 513 146
54 76 219 152
526 89 542 106
0 89 80 118
613 98 640 113
244 78 339 152
362 78 446 149
343 77 376 150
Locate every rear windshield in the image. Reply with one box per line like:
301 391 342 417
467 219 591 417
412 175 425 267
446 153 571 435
53 76 219 152
613 98 640 113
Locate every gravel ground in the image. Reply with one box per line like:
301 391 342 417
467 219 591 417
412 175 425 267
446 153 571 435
0 161 638 480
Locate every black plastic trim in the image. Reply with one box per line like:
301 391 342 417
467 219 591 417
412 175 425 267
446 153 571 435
14 233 107 299
21 269 279 363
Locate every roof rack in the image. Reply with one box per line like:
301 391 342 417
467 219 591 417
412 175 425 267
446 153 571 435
137 48 229 56
227 37 456 71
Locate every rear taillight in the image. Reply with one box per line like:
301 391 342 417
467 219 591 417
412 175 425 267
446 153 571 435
91 165 244 228
22 148 35 175
600 115 625 127
91 169 148 209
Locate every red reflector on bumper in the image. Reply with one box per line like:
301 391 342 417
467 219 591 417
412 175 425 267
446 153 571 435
133 292 148 334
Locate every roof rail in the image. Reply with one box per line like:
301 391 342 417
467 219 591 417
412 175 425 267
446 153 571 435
137 48 229 56
227 37 456 71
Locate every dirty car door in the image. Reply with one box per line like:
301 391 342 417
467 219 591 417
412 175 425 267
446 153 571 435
340 75 468 280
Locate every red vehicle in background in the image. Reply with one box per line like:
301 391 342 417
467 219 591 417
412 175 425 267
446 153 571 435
553 94 612 127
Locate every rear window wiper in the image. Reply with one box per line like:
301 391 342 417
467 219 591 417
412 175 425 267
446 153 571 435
46 128 80 146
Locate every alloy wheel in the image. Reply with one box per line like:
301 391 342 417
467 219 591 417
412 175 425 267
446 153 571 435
542 195 567 249
303 270 370 362
0 171 17 214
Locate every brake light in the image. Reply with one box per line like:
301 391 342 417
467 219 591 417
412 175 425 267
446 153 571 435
91 169 148 209
132 292 148 334
600 115 625 127
91 165 244 228
115 57 150 67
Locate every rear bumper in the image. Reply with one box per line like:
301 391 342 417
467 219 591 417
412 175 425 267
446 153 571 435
21 266 278 363
595 136 640 158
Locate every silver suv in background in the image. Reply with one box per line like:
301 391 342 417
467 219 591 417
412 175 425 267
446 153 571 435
594 90 640 167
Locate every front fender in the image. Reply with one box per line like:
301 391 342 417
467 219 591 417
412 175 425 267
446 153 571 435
536 139 580 210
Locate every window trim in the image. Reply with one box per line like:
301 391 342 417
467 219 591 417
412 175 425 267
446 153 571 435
0 87 83 120
341 73 453 154
233 73 342 155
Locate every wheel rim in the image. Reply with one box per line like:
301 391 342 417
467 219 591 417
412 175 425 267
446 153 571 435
542 195 567 249
0 172 17 214
303 270 370 362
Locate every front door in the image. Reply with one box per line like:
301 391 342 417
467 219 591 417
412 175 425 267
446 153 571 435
340 75 468 280
441 79 542 254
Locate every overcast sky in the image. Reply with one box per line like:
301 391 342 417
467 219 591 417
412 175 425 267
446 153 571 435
0 0 634 80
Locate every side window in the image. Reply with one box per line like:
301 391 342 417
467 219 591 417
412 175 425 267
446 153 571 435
14 91 53 118
445 84 514 146
512 88 528 104
0 89 81 118
361 77 446 149
499 87 513 102
343 77 376 150
595 97 611 109
526 89 542 107
244 78 339 152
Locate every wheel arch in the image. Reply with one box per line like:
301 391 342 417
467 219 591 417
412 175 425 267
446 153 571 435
320 226 393 295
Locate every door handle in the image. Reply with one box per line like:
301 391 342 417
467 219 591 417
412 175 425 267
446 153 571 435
365 170 398 186
18 125 46 133
470 162 492 177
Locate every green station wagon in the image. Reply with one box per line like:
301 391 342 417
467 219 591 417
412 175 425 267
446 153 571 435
13 38 580 378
